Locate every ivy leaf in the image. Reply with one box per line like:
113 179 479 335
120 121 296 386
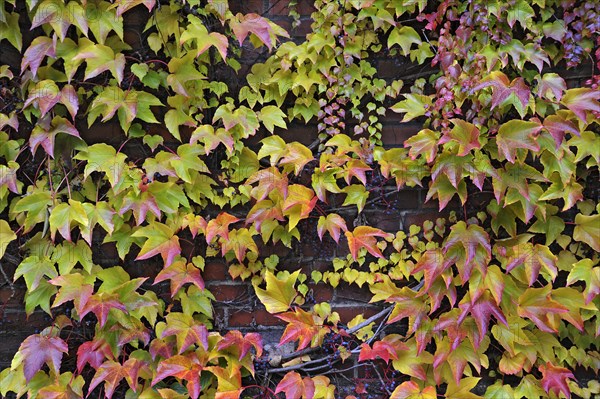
253 270 300 314
388 26 421 55
30 0 88 41
567 259 600 304
206 212 239 243
457 292 507 344
317 213 348 243
111 0 157 16
277 307 322 350
475 71 530 114
404 129 440 163
274 371 315 399
345 226 393 260
517 286 568 333
443 221 491 284
344 160 371 185
73 39 125 83
412 249 452 293
391 94 431 122
132 222 181 267
30 116 81 157
154 258 205 297
341 184 369 213
283 184 317 231
505 243 558 286
358 341 401 363
49 199 89 242
21 36 55 76
74 144 128 190
439 119 481 156
280 142 314 175
231 13 279 49
119 191 162 225
86 2 123 44
18 334 68 382
560 88 600 122
390 381 436 399
259 105 287 133
13 256 58 292
88 359 142 399
220 227 259 262
536 73 566 101
217 331 263 361
444 377 482 399
49 273 94 316
180 15 228 60
539 362 575 399
160 312 209 354
79 292 127 328
495 120 542 163
543 114 580 149
152 353 203 399
573 213 600 252
0 219 16 260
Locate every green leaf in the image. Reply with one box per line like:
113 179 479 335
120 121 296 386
573 213 600 251
259 105 287 133
0 220 16 260
390 94 431 122
388 26 421 55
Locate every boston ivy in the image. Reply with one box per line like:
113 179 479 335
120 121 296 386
0 0 599 399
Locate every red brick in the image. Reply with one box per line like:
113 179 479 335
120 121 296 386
307 283 334 302
254 309 285 326
203 262 228 281
227 310 254 327
334 306 382 324
211 284 249 302
365 210 402 232
230 0 264 14
267 0 316 16
334 284 373 303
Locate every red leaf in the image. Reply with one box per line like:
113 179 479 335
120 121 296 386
78 293 127 328
231 13 276 49
358 341 400 363
438 119 481 156
161 313 209 354
344 160 371 185
276 307 323 351
154 259 205 297
457 292 507 346
152 354 203 399
317 213 348 243
345 226 393 260
18 334 68 382
77 338 114 373
543 114 580 148
217 331 263 361
119 191 161 226
475 72 530 110
21 36 56 76
87 359 144 399
539 362 575 399
561 88 600 122
496 120 542 163
275 371 315 399
517 286 568 333
412 248 453 293
206 212 239 243
30 116 81 157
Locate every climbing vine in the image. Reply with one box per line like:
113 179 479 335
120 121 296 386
0 0 599 398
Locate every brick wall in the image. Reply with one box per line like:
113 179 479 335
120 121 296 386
0 0 593 371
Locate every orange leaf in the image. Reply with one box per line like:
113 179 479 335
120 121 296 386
345 226 393 260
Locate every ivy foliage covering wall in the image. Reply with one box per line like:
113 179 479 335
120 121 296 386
1 0 600 398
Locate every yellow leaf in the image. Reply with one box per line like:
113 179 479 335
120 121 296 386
253 270 299 313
